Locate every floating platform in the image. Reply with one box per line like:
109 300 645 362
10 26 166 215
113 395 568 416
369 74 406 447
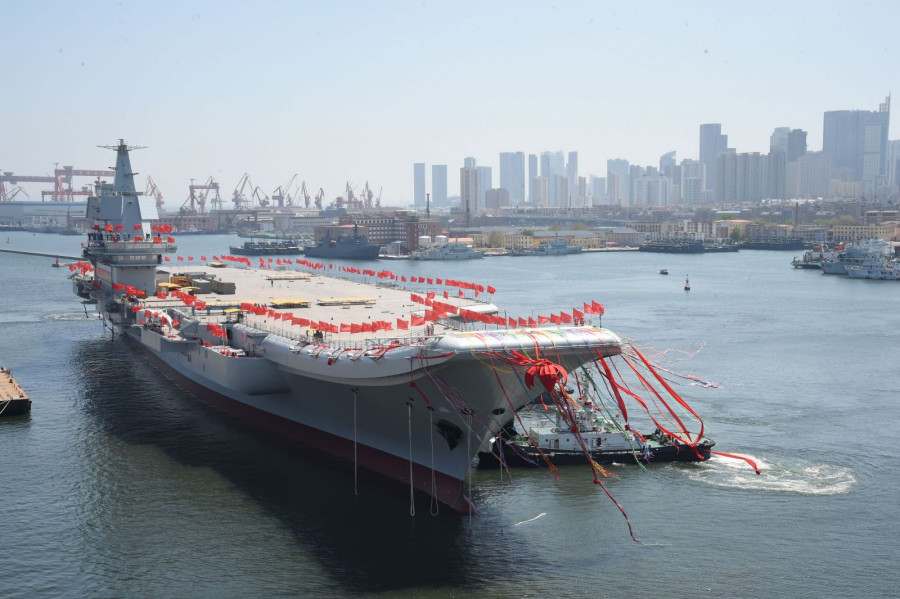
1 367 31 416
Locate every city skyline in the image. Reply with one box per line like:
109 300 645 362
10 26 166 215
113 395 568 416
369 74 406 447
2 1 898 207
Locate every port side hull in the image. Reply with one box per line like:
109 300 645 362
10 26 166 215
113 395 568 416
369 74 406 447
125 325 621 513
128 330 477 513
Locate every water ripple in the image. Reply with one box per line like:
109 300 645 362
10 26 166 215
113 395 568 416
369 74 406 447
686 454 857 495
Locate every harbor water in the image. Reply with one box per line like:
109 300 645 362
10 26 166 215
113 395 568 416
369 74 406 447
1 232 898 598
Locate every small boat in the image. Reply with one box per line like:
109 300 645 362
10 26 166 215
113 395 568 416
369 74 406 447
659 268 669 275
684 275 690 291
475 406 714 468
1 367 31 416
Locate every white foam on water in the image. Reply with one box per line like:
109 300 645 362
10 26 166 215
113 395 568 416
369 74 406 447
685 454 857 496
44 312 95 322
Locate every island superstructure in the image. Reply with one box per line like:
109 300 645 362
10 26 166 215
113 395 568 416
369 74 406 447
68 141 638 513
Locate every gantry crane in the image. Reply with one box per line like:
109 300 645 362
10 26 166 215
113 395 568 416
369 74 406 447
182 177 220 214
0 165 115 202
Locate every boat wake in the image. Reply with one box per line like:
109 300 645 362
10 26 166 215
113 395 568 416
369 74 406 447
685 455 856 495
44 312 96 322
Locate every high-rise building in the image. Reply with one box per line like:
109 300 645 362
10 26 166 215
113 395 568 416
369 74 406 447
476 166 492 213
770 127 807 162
460 165 479 223
431 165 447 207
589 175 606 204
700 123 728 196
499 152 526 204
413 163 426 208
681 159 704 205
528 154 538 201
607 159 629 205
530 176 548 206
823 95 891 188
567 151 578 207
464 157 477 169
541 151 565 206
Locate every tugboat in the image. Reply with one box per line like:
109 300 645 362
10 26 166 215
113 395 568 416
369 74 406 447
475 406 714 468
659 268 669 275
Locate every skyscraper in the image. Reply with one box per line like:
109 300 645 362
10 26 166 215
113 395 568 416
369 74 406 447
499 152 525 204
567 151 578 207
528 154 538 202
823 95 891 187
699 123 728 196
460 165 479 223
476 166 492 213
431 165 447 207
413 163 426 208
606 159 630 205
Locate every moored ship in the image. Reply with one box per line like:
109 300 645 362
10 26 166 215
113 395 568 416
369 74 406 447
66 141 727 513
229 238 303 256
302 226 380 260
409 240 484 260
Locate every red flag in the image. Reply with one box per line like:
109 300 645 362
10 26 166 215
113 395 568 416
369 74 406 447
528 317 537 327
411 314 425 326
177 256 184 261
105 224 113 232
164 256 170 261
187 256 194 261
518 317 527 327
133 224 142 230
573 308 584 320
114 224 123 231
340 324 351 332
167 236 175 243
397 318 409 330
538 315 550 324
592 301 605 315
487 286 496 294
559 312 572 323
201 256 207 261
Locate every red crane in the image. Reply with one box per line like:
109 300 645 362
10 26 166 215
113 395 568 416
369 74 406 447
0 165 115 202
145 176 165 209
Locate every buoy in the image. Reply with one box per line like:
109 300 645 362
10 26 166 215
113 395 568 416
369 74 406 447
684 275 691 291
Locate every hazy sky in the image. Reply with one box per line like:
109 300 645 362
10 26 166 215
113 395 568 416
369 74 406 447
3 0 897 208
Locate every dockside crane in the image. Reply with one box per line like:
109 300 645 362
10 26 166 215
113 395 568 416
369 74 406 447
145 176 165 209
314 187 325 210
300 181 311 208
271 174 298 207
232 173 254 210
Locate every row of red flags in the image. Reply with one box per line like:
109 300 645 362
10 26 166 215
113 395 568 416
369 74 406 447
93 224 175 233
